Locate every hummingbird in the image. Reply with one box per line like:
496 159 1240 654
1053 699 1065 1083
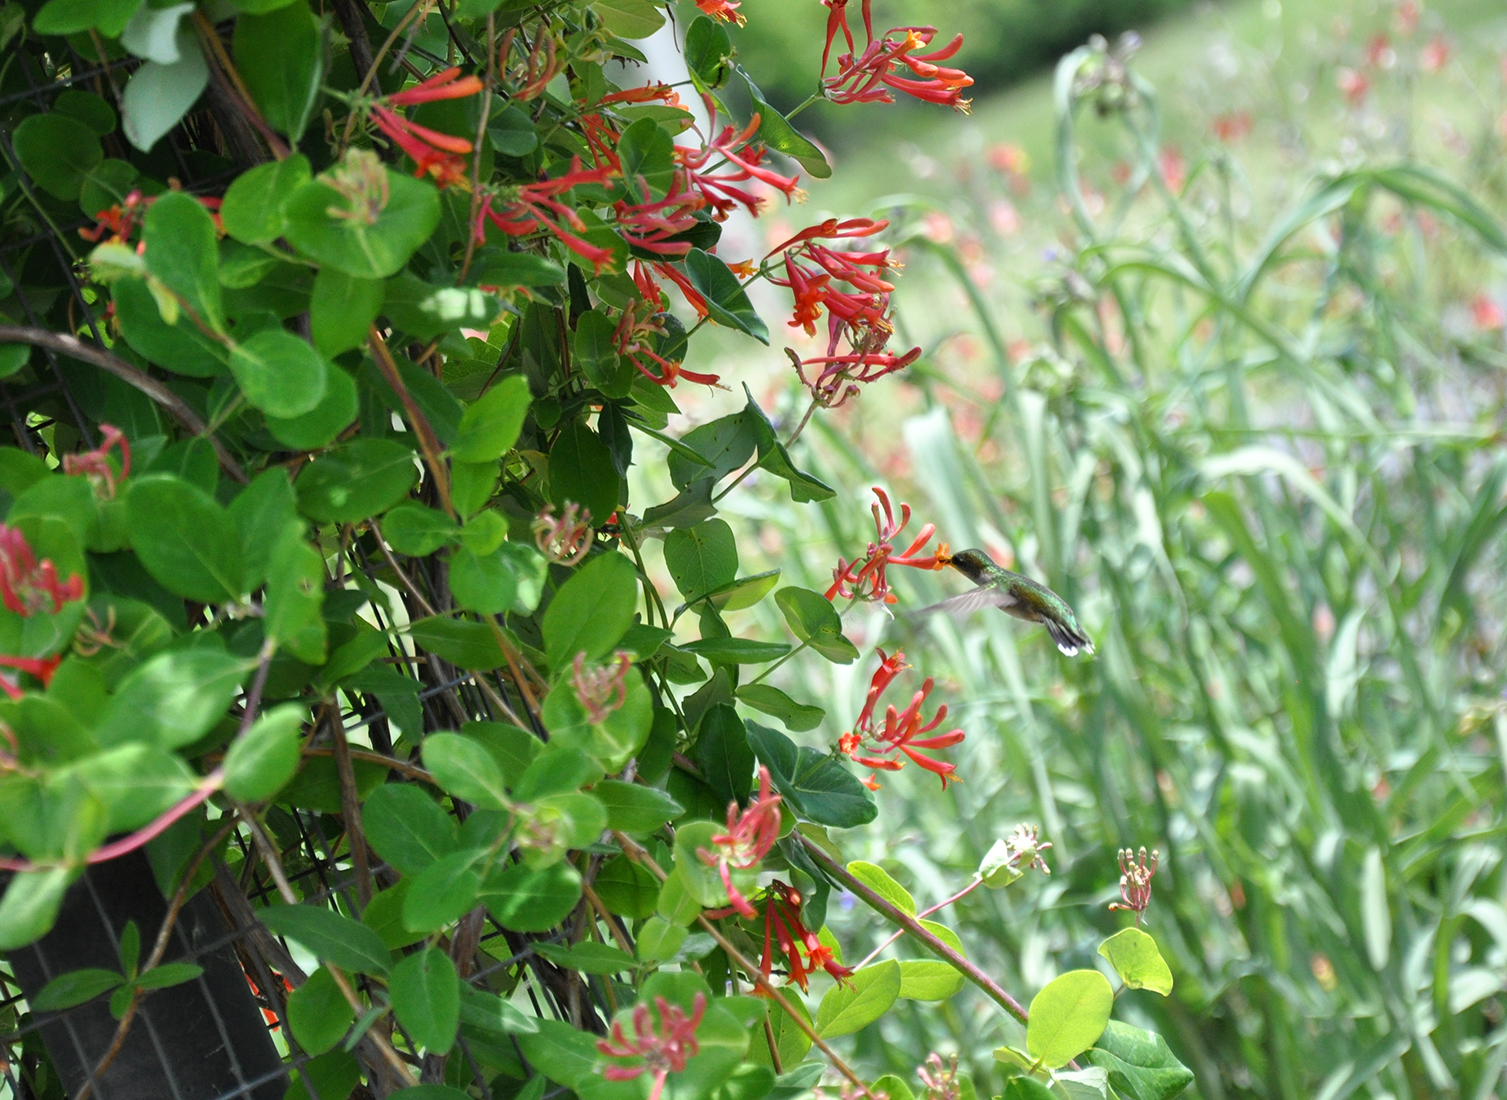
920 548 1094 657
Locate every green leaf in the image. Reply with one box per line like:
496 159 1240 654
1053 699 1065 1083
682 249 767 343
223 704 307 802
593 780 683 836
407 617 505 671
1084 1022 1194 1100
468 247 559 286
64 744 197 833
229 329 329 418
516 1019 600 1089
423 732 510 810
1097 928 1174 996
267 363 360 452
133 961 202 990
95 646 246 750
265 526 328 664
598 854 661 919
143 190 224 334
32 968 124 1011
112 276 228 378
287 965 353 1055
742 387 834 502
534 940 637 974
745 721 876 828
617 117 676 202
897 960 964 1001
774 587 858 663
389 946 460 1054
1026 970 1114 1069
120 40 209 151
665 520 739 601
401 849 486 933
677 638 790 664
384 274 501 342
846 861 915 916
382 503 460 556
593 0 664 38
233 1 322 141
542 552 638 669
311 269 383 358
734 685 824 732
458 983 539 1033
684 16 732 89
221 155 311 245
284 166 441 279
126 474 244 602
747 988 811 1071
0 869 76 950
549 419 620 525
13 114 104 201
872 1076 916 1100
481 860 582 932
295 439 418 523
633 916 687 963
453 375 532 463
33 0 142 36
696 703 753 809
667 411 756 491
741 72 831 180
671 821 727 908
1360 845 1390 971
815 959 900 1038
708 571 780 613
286 1052 362 1100
228 468 299 591
363 783 458 876
450 545 517 615
1000 1079 1056 1100
259 904 393 976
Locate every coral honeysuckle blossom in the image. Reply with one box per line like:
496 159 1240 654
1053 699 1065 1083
770 218 922 405
369 67 483 189
821 0 974 112
694 0 744 25
597 994 706 1100
697 766 783 917
677 98 802 220
839 648 966 788
0 525 86 698
827 487 947 604
474 157 618 269
744 881 852 991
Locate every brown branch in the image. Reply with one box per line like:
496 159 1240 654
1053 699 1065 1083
191 12 291 160
797 834 1030 1025
327 702 374 909
0 326 248 484
367 326 454 515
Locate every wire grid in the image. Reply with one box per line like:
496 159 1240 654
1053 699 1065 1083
0 29 620 1100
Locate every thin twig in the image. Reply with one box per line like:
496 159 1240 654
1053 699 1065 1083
798 835 1030 1024
327 702 374 909
0 326 248 483
367 326 454 514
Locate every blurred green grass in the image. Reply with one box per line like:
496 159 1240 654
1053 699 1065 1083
635 1 1507 1098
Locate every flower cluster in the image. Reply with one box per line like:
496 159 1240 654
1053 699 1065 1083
827 487 947 604
698 766 783 917
474 157 618 269
613 264 720 387
371 66 483 189
1109 846 1160 925
917 1053 962 1100
838 649 965 788
821 0 973 112
63 423 130 499
532 503 593 565
677 99 802 221
597 994 706 1100
0 526 84 619
571 650 632 724
754 881 852 991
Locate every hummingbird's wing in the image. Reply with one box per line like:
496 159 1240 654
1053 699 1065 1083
913 585 1018 619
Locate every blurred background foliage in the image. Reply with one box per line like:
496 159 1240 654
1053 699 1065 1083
638 0 1507 1098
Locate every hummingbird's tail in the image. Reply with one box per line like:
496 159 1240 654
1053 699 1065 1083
1044 617 1094 657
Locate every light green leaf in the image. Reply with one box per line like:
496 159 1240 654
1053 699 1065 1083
121 36 208 152
229 329 329 418
1026 970 1114 1069
846 861 915 916
1097 928 1174 995
815 959 900 1038
224 704 307 802
389 947 460 1054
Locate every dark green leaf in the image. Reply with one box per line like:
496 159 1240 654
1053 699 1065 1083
481 860 582 931
132 961 202 990
684 16 732 89
382 503 460 556
458 983 539 1033
1084 1022 1194 1100
542 552 639 669
401 849 486 933
593 780 683 835
265 526 328 664
677 638 790 664
533 940 637 974
617 117 676 202
311 269 383 357
13 114 103 201
742 387 834 502
468 247 561 286
287 965 353 1055
32 968 124 1011
126 474 244 602
407 617 506 671
389 947 459 1054
229 329 329 418
665 520 739 601
295 439 418 523
734 684 824 732
549 419 621 525
696 703 753 809
745 721 875 828
228 468 298 591
682 249 767 343
259 904 393 975
266 365 359 450
363 783 458 875
143 190 224 333
95 646 246 750
221 155 311 245
233 1 322 141
33 0 142 36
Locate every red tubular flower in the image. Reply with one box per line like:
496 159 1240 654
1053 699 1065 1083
474 157 618 270
371 106 473 188
599 83 683 108
787 344 920 409
63 423 130 499
820 1 973 113
754 881 852 991
767 217 889 256
0 654 62 700
387 66 484 106
598 994 706 1100
677 97 801 221
613 184 705 257
0 525 85 618
571 650 631 723
611 264 719 386
837 648 965 789
697 766 783 918
826 487 947 604
694 0 744 25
